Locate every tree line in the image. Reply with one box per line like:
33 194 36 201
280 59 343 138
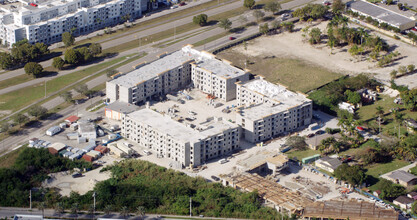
0 40 49 70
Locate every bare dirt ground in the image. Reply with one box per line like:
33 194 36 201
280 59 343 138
228 20 417 88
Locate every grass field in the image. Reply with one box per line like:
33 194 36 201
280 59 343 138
365 159 410 179
286 148 319 160
217 50 342 93
0 146 26 168
0 56 127 113
0 74 33 90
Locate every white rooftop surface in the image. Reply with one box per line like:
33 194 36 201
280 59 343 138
111 46 203 88
242 79 310 105
127 108 237 143
239 103 294 121
193 58 246 78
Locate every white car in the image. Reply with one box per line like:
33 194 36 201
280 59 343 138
170 5 178 9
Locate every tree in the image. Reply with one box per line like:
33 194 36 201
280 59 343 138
107 69 119 78
412 201 417 215
120 206 129 218
332 0 344 14
52 57 65 70
28 105 48 119
0 122 9 133
71 203 79 216
344 90 361 105
89 43 102 56
64 49 80 65
309 27 322 44
334 164 366 186
408 64 415 73
281 22 294 32
243 0 255 9
76 47 92 63
259 23 269 35
24 62 43 77
285 136 307 150
218 18 232 31
390 70 398 79
13 113 28 128
252 10 265 23
60 91 73 103
38 202 45 218
398 65 407 76
264 1 281 15
136 206 145 220
378 179 406 200
104 205 113 216
397 2 403 10
62 32 75 47
75 83 89 96
193 14 208 26
0 52 14 69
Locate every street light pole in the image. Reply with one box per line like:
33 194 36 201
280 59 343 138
29 189 32 210
44 80 47 98
93 192 96 220
189 197 192 217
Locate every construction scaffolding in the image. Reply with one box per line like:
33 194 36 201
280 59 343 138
223 173 314 214
302 199 398 220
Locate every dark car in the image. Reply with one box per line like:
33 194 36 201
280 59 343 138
179 1 186 6
307 133 315 138
72 172 82 178
211 175 220 181
315 130 325 135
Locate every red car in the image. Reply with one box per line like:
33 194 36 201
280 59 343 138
179 2 186 6
229 36 236 40
412 27 417 32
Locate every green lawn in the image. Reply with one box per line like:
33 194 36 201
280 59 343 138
0 56 128 113
217 50 342 93
0 74 33 90
286 148 319 160
0 146 26 168
365 159 410 179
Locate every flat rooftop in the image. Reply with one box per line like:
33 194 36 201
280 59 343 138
110 46 246 88
193 58 247 79
127 107 238 143
105 100 141 114
241 78 311 106
350 0 415 27
238 103 293 121
303 199 398 220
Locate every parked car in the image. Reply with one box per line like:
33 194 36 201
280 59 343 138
219 159 228 164
72 172 82 178
170 5 178 9
307 133 315 138
211 175 220 181
179 2 186 6
315 130 325 135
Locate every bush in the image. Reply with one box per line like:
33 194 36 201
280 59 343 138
24 62 43 77
52 57 65 70
192 14 208 26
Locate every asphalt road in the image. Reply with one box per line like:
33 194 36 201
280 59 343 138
0 0 316 159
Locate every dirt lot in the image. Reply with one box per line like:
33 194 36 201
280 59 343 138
217 20 417 90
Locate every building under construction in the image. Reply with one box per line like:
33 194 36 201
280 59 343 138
302 200 398 220
222 172 314 214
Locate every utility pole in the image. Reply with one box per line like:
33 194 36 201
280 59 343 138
93 191 96 220
174 22 176 40
189 197 192 217
29 189 32 210
44 80 47 98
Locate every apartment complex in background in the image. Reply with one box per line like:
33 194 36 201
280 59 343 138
235 76 312 143
0 0 152 46
122 107 240 167
106 45 251 104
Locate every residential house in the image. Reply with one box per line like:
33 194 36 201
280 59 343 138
315 156 342 173
386 170 417 187
393 196 414 210
305 133 342 150
407 191 417 200
404 119 417 133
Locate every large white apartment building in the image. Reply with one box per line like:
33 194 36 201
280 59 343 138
122 107 240 167
235 76 312 143
106 45 251 105
0 0 150 46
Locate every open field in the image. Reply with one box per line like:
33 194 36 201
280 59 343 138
365 159 410 180
217 49 342 93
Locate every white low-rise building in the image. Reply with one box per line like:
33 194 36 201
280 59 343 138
122 107 240 167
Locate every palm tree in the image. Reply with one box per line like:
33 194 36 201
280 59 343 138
394 111 404 138
54 202 64 218
120 206 129 218
71 203 79 219
104 204 113 216
136 206 146 220
218 18 232 31
38 202 46 218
